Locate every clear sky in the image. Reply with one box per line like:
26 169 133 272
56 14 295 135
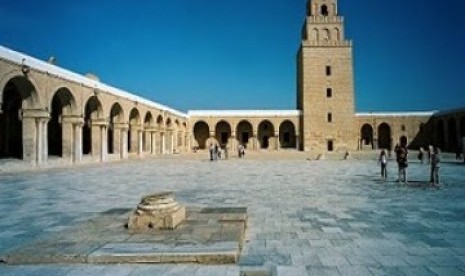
1 0 464 113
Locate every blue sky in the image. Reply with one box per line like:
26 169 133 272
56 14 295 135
1 0 464 112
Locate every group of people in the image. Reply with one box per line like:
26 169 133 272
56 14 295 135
209 143 246 161
209 143 228 161
379 144 441 187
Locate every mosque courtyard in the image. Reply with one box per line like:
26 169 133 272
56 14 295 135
0 152 464 275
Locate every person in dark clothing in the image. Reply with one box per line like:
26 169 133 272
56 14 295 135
430 147 441 187
395 145 408 183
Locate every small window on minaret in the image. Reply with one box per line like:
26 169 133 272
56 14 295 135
321 5 329 16
326 66 332 76
328 113 333 123
327 88 333 98
327 140 334 152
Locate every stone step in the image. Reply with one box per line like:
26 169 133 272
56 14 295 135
87 241 239 264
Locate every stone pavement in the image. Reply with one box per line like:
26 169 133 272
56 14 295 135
0 152 465 275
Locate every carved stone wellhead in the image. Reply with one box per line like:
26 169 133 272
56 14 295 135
128 191 186 231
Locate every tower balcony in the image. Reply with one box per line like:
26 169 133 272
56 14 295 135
308 15 344 24
302 40 352 47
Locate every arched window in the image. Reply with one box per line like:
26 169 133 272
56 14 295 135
313 28 319 41
334 28 340 41
321 5 329 16
323 29 330 41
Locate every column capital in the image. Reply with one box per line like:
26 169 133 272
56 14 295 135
145 127 158 132
61 115 84 125
22 108 49 119
129 124 142 131
92 118 109 127
114 123 129 130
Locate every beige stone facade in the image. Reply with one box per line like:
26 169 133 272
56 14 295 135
188 111 300 151
1 0 464 166
0 47 190 164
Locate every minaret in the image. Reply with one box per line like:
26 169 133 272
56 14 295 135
297 0 356 153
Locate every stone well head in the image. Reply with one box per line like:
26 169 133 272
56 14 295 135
128 191 186 231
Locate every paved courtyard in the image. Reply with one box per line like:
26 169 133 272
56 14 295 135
0 152 465 275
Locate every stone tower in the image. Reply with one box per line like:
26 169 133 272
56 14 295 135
297 0 356 153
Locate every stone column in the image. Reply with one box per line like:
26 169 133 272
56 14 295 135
138 129 143 156
144 131 152 154
21 109 50 164
121 126 129 160
129 124 140 154
274 131 280 150
150 130 157 155
295 135 300 150
160 131 165 154
62 115 84 163
171 131 175 154
185 133 190 152
73 122 83 163
166 130 173 154
92 119 108 162
252 131 258 150
113 123 128 160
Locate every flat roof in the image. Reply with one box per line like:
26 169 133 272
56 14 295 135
356 111 437 117
188 110 301 117
0 45 187 118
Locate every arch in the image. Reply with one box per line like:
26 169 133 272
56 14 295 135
108 102 124 154
236 120 253 149
215 120 232 147
0 76 39 159
143 112 155 152
83 96 103 155
0 73 40 109
312 28 319 41
321 4 329 16
437 120 445 150
279 120 296 149
193 121 209 150
334 28 340 41
156 115 164 128
129 108 141 126
360 124 373 148
323 28 331 41
447 118 457 152
128 108 141 153
166 118 172 129
48 88 77 157
378 123 391 150
144 112 154 128
258 120 275 149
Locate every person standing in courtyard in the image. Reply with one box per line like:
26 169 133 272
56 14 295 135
214 144 219 161
209 143 214 161
238 144 244 158
428 145 434 164
430 147 441 187
396 145 408 183
418 147 424 164
379 149 388 180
